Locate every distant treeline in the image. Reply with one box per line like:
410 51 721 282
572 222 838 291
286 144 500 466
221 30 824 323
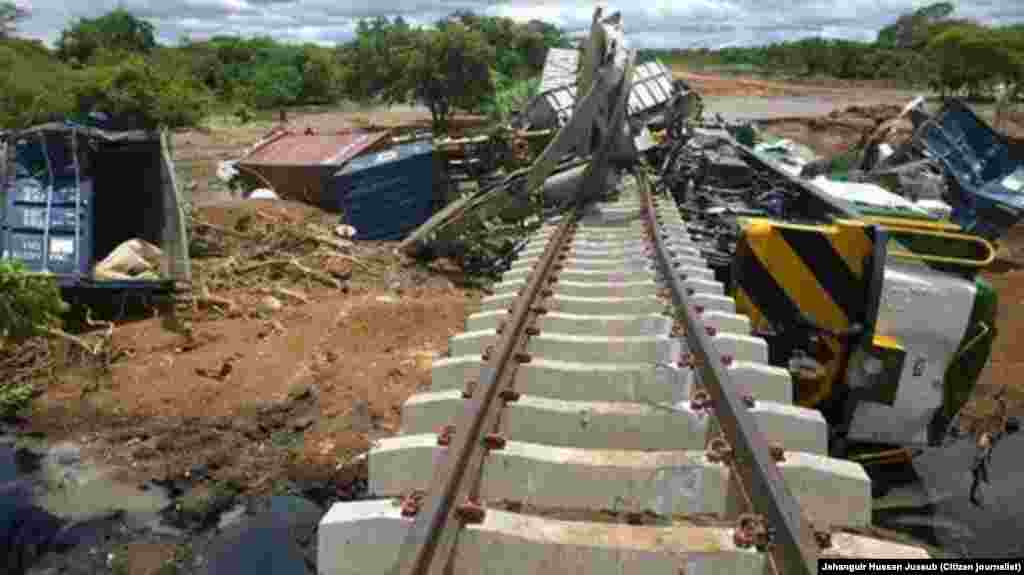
641 2 1023 98
4 1 1022 133
0 5 568 131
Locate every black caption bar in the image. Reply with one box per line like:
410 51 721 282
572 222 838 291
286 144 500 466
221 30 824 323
820 559 1023 573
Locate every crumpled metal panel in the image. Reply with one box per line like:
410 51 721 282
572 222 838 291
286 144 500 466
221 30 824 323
538 48 580 94
531 57 677 129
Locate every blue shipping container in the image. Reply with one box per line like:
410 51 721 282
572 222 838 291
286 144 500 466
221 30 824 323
2 176 94 277
328 140 436 241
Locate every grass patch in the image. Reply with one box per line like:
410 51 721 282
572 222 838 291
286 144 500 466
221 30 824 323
0 379 35 417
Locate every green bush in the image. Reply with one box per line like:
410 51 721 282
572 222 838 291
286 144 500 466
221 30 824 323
926 25 1017 97
73 53 213 128
0 40 76 129
0 377 34 417
248 59 304 109
56 8 156 66
0 260 69 344
6 9 574 131
480 72 539 121
0 260 71 416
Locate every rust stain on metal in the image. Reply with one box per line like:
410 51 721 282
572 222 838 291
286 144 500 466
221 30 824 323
240 130 388 166
235 130 390 207
706 438 733 464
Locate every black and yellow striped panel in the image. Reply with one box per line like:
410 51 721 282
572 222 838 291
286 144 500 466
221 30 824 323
732 218 876 407
734 218 873 331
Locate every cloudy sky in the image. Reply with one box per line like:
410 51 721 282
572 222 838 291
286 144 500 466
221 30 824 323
11 0 1024 49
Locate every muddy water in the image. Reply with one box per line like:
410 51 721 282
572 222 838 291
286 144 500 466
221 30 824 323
7 433 1024 567
1 434 329 574
0 436 177 573
702 94 919 121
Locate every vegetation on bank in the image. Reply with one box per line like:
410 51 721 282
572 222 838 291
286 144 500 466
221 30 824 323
4 1 1021 133
643 2 1024 99
0 5 567 132
0 260 69 416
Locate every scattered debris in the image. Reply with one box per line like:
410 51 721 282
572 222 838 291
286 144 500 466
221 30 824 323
92 239 165 281
195 355 241 381
755 97 1024 243
335 225 357 239
248 188 279 200
261 287 310 306
217 160 240 183
257 296 284 314
753 138 820 177
181 200 375 322
810 175 933 217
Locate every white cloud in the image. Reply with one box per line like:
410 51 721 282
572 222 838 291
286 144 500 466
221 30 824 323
11 0 1024 49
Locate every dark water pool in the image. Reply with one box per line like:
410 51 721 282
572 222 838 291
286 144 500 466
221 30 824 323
1 436 327 574
872 434 1024 559
5 432 1022 571
1 437 175 574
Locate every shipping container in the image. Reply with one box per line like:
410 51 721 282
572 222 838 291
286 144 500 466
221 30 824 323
0 123 190 290
236 130 389 209
328 141 438 241
3 177 94 276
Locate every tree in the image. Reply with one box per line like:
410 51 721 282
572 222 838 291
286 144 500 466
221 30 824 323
407 23 494 133
878 2 955 49
926 25 1016 98
73 53 213 129
56 9 156 65
0 1 28 38
300 45 342 104
338 16 418 104
995 26 1024 102
0 40 76 129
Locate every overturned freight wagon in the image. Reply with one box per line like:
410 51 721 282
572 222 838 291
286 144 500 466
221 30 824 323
235 130 390 209
0 123 189 290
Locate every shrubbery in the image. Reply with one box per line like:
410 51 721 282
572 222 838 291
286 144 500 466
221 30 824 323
73 53 214 129
0 260 69 417
0 260 69 344
0 39 77 128
1 6 569 132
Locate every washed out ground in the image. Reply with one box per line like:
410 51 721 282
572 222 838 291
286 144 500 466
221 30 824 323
4 195 483 574
3 75 1024 573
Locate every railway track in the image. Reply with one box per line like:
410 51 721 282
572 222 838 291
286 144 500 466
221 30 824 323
318 171 931 574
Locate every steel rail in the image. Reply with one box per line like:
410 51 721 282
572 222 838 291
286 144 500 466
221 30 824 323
390 205 580 575
638 169 820 575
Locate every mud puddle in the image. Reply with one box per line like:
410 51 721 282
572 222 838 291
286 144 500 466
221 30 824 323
1 427 366 574
1 435 180 573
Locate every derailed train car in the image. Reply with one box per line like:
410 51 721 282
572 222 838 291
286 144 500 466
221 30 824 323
656 126 1002 465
